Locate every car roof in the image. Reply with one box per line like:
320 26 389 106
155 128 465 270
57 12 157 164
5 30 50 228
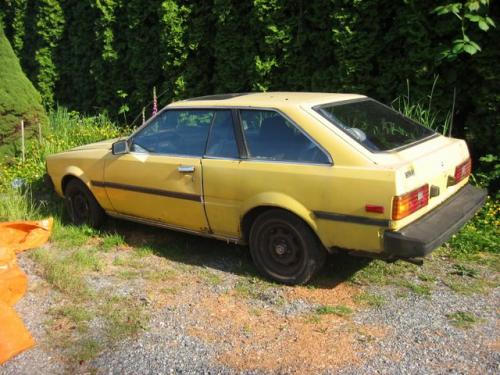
168 92 366 108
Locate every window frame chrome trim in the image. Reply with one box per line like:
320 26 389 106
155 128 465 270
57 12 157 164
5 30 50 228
126 105 334 166
236 107 333 166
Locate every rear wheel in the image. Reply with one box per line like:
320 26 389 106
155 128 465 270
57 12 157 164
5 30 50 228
64 179 105 228
249 209 326 285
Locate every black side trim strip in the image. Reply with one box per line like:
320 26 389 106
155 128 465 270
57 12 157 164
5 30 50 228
91 180 201 202
314 211 390 227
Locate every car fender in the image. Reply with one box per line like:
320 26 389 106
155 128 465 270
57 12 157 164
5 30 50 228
60 165 91 190
241 191 319 234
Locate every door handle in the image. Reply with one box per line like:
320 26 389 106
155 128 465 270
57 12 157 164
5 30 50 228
177 165 195 173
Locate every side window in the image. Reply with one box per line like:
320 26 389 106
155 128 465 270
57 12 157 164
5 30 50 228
131 110 213 156
239 110 330 164
205 110 239 159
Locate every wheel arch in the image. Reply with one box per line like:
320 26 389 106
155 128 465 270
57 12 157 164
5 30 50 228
60 166 91 196
240 192 323 246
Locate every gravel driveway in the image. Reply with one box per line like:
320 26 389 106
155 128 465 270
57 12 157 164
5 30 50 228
2 248 498 375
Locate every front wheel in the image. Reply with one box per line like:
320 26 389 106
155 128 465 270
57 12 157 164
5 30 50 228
64 179 105 228
249 209 326 285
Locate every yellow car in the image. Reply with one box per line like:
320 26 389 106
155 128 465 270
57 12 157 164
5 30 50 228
46 92 487 284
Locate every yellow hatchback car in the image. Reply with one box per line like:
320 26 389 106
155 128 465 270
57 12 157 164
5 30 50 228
46 92 486 284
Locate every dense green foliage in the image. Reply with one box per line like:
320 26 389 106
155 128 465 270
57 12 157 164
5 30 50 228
0 107 123 189
0 1 498 159
0 23 48 157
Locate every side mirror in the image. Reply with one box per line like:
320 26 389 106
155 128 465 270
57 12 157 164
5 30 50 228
112 139 129 155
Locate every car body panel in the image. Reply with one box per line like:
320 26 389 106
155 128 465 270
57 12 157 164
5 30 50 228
99 152 208 232
46 92 478 257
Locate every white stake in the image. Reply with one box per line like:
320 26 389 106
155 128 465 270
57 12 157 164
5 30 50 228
21 119 25 163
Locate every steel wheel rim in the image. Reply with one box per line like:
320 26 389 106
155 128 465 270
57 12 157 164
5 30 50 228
256 220 306 277
70 192 90 224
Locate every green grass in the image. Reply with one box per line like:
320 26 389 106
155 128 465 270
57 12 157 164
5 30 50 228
0 186 42 221
51 221 97 248
354 292 386 308
49 304 93 333
443 277 491 295
100 295 148 340
143 268 177 282
31 248 90 297
401 281 432 297
69 338 103 362
315 304 353 317
392 77 452 135
101 233 125 251
451 264 479 278
446 311 480 329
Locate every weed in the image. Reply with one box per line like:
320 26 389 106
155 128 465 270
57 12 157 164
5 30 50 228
31 248 90 297
315 305 353 317
160 287 179 295
249 307 263 317
0 186 42 220
199 268 223 286
451 264 479 278
143 268 177 282
101 233 125 252
444 277 490 295
401 281 432 297
134 245 155 258
446 311 480 329
49 304 92 333
117 270 139 280
418 273 437 282
100 295 148 340
306 314 322 324
52 222 95 248
70 338 103 362
70 249 102 272
354 292 386 308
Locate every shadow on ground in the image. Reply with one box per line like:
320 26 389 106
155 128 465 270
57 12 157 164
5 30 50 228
103 216 372 289
38 191 372 290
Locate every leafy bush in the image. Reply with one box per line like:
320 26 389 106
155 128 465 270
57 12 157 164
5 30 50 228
0 23 48 158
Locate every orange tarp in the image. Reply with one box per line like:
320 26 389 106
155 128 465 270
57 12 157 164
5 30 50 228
0 218 53 365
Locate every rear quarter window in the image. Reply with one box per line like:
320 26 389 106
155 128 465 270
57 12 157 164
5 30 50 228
315 99 435 152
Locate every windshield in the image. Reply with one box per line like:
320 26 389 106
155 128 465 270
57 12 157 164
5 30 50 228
315 99 435 152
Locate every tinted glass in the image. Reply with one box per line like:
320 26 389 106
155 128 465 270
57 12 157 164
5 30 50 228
316 99 435 152
205 110 239 158
131 110 213 156
240 110 330 164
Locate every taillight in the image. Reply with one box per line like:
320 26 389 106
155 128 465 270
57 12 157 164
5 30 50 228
454 158 471 184
392 184 429 220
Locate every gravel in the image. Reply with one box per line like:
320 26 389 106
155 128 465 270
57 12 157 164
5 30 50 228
2 255 498 375
337 285 500 375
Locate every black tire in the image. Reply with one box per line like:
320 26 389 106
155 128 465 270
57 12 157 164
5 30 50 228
64 179 105 228
249 209 326 285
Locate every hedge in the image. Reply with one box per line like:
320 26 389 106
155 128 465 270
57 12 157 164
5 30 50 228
0 0 498 157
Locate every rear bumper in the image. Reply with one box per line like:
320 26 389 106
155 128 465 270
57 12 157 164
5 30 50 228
383 184 487 259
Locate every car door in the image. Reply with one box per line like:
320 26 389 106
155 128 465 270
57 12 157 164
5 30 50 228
202 108 332 238
103 109 213 232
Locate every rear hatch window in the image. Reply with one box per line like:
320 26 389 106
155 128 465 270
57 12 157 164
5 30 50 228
315 99 436 152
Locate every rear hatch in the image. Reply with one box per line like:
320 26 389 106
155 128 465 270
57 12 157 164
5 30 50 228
372 135 471 230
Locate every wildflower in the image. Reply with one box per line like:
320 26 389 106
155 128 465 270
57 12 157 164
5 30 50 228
11 178 24 189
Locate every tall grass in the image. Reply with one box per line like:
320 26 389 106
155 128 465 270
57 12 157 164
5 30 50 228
392 77 453 135
0 107 125 220
0 186 42 221
0 107 124 190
